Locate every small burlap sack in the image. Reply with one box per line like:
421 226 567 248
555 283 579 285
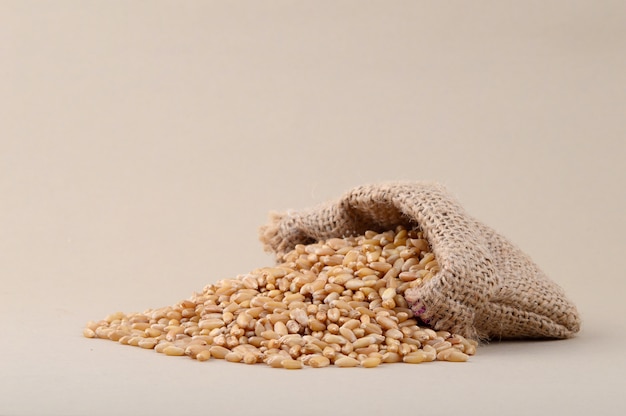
259 182 581 341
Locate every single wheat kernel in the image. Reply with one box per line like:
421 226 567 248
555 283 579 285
209 345 230 359
195 350 211 361
185 344 208 358
118 335 133 345
282 359 303 369
403 351 429 364
138 339 158 350
225 351 243 363
334 356 360 367
437 349 469 362
308 355 331 368
163 346 185 356
382 352 402 363
361 357 382 368
265 354 286 368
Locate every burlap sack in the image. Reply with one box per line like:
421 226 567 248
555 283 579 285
259 182 581 341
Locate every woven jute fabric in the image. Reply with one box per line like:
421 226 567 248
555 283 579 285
259 182 581 341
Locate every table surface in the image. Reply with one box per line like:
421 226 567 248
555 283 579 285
3 303 625 416
2 2 625 415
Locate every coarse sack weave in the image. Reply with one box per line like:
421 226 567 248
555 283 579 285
259 182 581 341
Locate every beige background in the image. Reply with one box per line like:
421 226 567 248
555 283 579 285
2 1 625 415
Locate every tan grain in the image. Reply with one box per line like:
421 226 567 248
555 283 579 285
85 226 475 368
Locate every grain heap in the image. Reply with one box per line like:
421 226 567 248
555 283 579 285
84 226 477 368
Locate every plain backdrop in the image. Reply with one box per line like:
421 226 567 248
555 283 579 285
2 1 625 415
